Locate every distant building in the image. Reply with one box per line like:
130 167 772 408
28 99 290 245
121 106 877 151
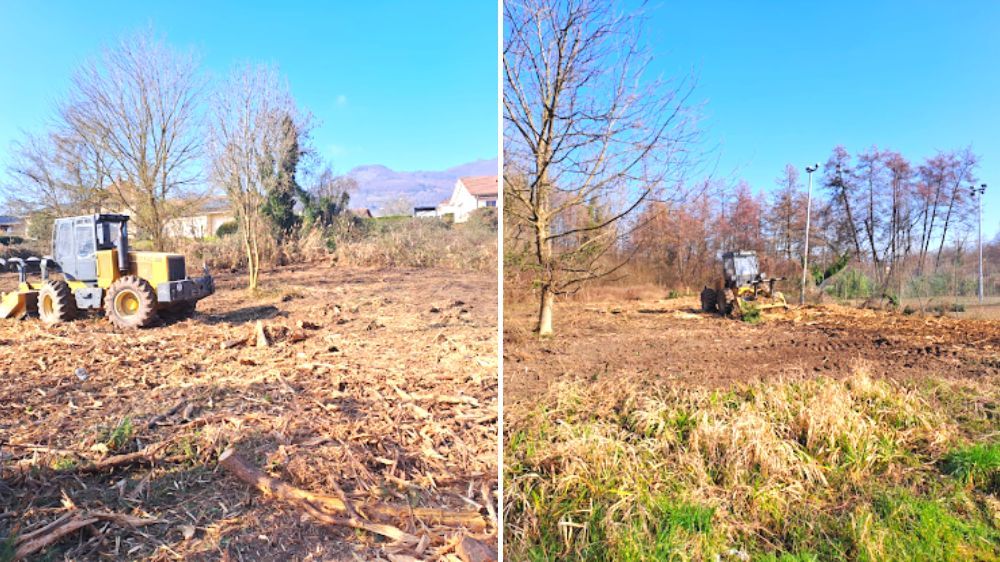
164 198 235 239
0 216 26 237
413 205 438 218
437 176 498 223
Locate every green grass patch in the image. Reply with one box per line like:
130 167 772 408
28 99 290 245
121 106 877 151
942 442 1000 493
855 489 1000 561
101 416 134 451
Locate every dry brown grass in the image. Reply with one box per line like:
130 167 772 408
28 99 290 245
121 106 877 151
335 218 497 271
505 364 1000 560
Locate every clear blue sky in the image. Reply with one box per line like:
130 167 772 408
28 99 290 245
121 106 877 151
0 0 498 177
646 0 1000 239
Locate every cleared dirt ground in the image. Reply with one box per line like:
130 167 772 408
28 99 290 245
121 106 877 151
0 265 497 560
504 295 1000 407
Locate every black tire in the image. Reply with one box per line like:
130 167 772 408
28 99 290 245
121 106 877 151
105 275 158 329
38 279 77 325
700 287 717 313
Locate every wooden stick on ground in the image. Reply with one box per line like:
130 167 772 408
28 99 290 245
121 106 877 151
12 511 160 560
14 514 99 560
217 448 488 535
76 440 177 473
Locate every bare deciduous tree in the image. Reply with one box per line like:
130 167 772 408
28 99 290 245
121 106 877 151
5 129 112 217
208 64 300 290
504 0 700 335
61 30 205 250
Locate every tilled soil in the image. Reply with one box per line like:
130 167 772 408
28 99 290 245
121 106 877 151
0 265 498 560
504 297 1000 407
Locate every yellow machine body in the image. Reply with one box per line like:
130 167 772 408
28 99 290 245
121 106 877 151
96 249 188 308
0 282 41 319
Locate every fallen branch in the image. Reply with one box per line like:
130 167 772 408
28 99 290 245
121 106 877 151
6 440 183 477
14 514 98 559
13 511 160 560
76 440 177 473
218 449 488 534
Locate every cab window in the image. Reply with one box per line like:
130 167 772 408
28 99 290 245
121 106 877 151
76 225 95 258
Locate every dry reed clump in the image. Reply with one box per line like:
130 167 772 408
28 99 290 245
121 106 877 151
336 219 497 271
505 365 992 560
168 232 261 272
165 215 497 274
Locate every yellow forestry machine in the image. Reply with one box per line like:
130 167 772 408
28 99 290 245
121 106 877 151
0 214 213 329
700 250 788 316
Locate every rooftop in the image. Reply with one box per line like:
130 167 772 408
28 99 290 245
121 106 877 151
459 176 498 197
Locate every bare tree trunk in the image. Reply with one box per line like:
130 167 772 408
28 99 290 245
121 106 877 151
537 285 554 336
504 0 700 337
209 64 300 291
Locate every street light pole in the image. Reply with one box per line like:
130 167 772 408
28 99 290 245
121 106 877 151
972 183 987 304
801 163 820 306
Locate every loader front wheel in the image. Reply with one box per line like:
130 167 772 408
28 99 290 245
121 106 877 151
38 280 77 325
105 276 157 329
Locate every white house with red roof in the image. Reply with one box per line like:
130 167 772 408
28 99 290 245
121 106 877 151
437 176 498 222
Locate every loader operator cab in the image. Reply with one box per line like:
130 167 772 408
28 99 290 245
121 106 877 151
722 251 762 289
52 214 130 282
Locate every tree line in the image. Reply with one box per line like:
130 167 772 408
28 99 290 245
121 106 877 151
628 145 985 302
504 0 990 336
2 30 354 290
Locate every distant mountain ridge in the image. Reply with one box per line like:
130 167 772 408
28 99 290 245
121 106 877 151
345 158 498 215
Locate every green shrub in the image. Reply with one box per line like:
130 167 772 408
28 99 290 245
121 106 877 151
104 417 134 451
826 268 872 299
812 252 850 286
215 221 238 238
740 301 761 324
466 207 498 231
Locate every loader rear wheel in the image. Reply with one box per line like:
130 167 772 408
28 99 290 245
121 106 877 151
105 275 157 329
38 280 77 325
700 287 718 313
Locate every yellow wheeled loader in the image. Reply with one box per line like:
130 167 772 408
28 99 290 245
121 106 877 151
0 214 213 329
700 250 788 316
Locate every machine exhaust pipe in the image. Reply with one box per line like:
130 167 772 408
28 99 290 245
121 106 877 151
117 221 129 273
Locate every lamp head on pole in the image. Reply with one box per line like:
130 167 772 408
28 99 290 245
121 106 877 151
805 163 819 174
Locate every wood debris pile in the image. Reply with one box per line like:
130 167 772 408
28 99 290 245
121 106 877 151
0 266 498 560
